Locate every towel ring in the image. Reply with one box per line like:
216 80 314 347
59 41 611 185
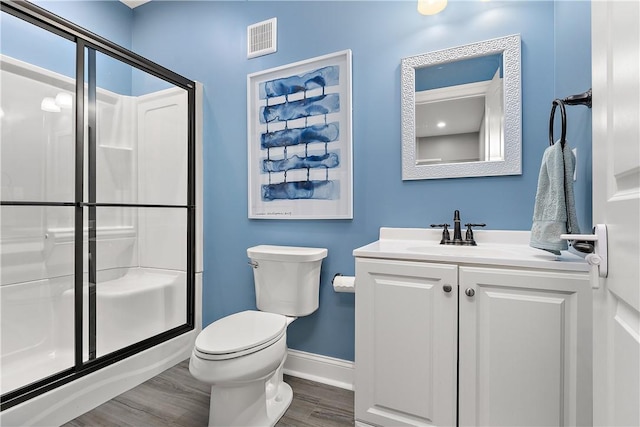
564 89 592 108
549 99 567 147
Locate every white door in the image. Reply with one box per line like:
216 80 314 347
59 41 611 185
592 2 640 426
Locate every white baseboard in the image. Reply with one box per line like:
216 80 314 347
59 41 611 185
283 348 354 391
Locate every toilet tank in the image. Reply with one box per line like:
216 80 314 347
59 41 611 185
247 245 328 317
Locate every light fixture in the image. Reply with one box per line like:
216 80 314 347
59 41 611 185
437 121 447 128
417 0 448 15
41 97 61 113
55 92 73 109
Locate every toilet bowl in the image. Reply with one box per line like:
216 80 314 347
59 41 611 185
189 310 294 427
190 245 327 427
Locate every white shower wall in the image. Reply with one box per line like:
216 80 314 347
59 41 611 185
137 88 189 270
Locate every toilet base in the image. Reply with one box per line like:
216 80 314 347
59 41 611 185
207 358 293 427
267 381 293 425
208 379 292 427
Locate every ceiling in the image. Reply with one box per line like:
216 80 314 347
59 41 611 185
415 96 485 138
119 0 151 9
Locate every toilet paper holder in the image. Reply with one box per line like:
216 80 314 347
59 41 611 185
332 273 356 293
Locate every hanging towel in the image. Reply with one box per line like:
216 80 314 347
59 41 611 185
530 141 581 255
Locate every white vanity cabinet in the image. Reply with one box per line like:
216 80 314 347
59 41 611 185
354 229 591 427
457 266 591 427
355 259 458 427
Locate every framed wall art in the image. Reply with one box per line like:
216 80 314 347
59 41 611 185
247 50 353 219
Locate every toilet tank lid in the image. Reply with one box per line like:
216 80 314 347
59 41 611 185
247 245 328 262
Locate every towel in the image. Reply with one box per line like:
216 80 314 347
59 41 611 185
530 141 580 255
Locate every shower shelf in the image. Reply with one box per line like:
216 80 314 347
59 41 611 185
98 144 133 151
46 225 136 244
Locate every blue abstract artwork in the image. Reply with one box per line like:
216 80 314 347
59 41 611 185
260 93 340 123
260 66 340 98
248 50 352 219
258 66 341 201
261 123 340 149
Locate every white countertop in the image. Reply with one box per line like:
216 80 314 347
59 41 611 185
353 227 589 272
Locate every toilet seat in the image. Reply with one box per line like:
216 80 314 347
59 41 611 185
194 310 287 361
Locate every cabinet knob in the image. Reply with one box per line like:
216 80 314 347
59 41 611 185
443 284 452 293
465 288 475 297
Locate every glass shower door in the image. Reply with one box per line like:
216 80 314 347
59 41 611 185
0 11 78 395
1 1 195 410
85 49 190 360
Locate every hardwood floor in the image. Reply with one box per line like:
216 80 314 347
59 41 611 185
64 359 354 427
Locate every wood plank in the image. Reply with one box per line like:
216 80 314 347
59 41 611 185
64 359 354 427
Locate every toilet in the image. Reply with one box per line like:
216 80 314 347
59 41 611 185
189 245 328 427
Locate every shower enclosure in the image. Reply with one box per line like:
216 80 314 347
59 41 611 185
0 1 198 421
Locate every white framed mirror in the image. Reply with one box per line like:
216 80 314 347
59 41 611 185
401 34 521 180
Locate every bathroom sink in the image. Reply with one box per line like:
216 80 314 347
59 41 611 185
353 227 590 272
404 244 519 259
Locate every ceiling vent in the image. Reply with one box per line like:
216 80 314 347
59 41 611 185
247 18 277 59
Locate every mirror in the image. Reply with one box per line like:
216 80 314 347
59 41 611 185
401 34 521 180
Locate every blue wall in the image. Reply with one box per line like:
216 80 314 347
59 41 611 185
15 0 136 94
554 0 592 232
1 9 77 79
32 0 134 49
18 0 592 362
415 53 503 91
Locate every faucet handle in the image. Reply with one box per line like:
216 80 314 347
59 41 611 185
464 223 486 246
431 224 451 244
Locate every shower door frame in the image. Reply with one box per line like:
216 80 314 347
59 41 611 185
0 0 196 411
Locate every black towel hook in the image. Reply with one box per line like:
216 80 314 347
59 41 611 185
549 99 567 147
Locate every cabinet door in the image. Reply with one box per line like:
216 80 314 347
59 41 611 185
458 267 591 426
355 259 458 427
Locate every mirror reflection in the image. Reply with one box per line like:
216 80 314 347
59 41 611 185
401 34 521 180
415 54 503 165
